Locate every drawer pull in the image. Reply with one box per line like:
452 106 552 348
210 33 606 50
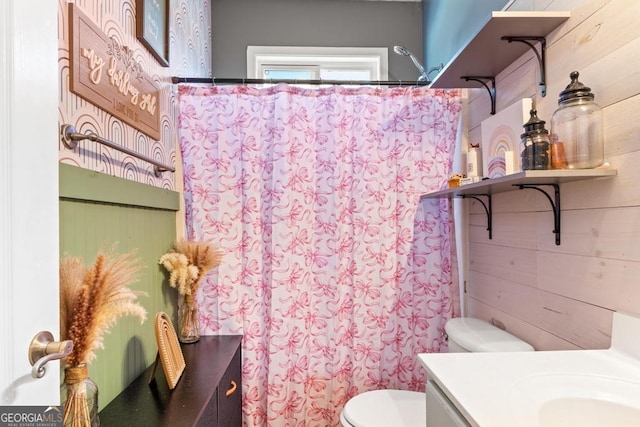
226 380 237 397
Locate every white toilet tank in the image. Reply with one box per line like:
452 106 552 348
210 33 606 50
445 317 534 352
340 317 534 427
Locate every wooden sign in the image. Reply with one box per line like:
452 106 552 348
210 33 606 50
69 4 161 140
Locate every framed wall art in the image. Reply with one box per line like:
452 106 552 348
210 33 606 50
136 0 169 67
481 98 532 178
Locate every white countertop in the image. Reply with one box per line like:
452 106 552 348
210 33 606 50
418 312 640 427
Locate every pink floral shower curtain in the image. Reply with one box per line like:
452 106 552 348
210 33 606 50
178 83 461 427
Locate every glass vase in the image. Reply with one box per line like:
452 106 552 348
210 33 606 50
62 364 100 427
178 295 200 343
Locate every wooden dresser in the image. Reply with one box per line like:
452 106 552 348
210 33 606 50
99 335 242 427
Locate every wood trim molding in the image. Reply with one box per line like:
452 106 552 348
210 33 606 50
59 163 180 211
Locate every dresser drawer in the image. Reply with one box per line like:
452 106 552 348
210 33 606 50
217 345 242 426
195 388 218 427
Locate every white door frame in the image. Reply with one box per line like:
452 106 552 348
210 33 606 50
0 0 60 406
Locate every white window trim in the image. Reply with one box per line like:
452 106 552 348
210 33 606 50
247 46 389 81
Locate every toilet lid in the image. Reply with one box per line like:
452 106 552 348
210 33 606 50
342 390 426 427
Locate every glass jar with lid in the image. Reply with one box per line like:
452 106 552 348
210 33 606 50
520 109 550 171
550 71 604 169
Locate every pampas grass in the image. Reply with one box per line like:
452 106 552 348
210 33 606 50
159 240 222 343
59 249 147 427
159 239 223 297
157 252 199 295
60 249 147 367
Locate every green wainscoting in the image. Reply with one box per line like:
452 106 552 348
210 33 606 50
59 164 181 407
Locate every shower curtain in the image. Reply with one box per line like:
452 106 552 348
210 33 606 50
178 83 462 427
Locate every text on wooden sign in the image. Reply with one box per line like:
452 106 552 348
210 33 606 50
69 4 161 140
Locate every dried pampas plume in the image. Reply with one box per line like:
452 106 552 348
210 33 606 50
159 239 223 297
60 249 147 367
174 239 223 287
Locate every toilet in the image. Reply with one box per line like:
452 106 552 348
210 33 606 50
339 317 534 427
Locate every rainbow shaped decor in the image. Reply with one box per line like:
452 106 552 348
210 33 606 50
481 98 532 178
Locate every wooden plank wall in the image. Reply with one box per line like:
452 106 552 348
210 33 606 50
463 0 640 351
59 164 180 406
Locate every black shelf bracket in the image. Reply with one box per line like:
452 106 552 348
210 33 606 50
514 183 561 245
461 76 496 115
460 194 493 240
501 36 547 97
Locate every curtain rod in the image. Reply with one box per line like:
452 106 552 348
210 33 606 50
60 124 175 177
171 76 430 87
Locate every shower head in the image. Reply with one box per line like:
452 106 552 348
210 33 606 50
393 45 430 83
393 45 412 56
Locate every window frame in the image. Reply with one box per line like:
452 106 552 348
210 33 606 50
246 46 389 81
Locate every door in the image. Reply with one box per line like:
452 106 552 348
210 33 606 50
0 0 60 405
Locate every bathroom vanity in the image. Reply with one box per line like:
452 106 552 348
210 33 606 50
425 379 470 427
419 312 640 426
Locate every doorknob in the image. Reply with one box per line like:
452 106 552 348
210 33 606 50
28 331 73 379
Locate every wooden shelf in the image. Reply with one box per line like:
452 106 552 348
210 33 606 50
429 11 570 90
422 169 617 199
422 169 617 245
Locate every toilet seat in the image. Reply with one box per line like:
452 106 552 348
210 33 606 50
340 389 426 427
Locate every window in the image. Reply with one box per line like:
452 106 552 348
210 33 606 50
247 46 388 82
